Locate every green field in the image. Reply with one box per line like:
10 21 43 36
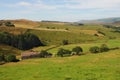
31 39 120 54
28 23 120 45
0 21 120 80
0 49 120 80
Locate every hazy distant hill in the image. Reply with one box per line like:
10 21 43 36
78 17 120 24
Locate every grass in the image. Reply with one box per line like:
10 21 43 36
0 49 120 80
29 23 120 45
47 39 120 54
1 22 120 45
0 27 27 35
0 45 22 55
0 21 120 80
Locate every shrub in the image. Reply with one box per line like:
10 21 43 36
100 44 109 52
65 28 69 30
5 54 17 62
57 48 71 57
5 22 15 27
72 46 83 55
89 46 100 53
57 48 64 57
0 53 4 61
39 50 52 58
62 40 69 45
46 27 50 29
94 34 99 36
63 49 71 57
98 31 105 36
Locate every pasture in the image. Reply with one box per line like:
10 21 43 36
0 20 120 80
0 49 120 80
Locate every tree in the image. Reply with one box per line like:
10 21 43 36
5 54 17 62
72 46 83 55
62 40 68 45
100 44 109 52
0 32 44 50
57 48 64 57
0 53 4 61
57 48 71 57
5 22 15 27
18 35 25 50
89 46 100 53
39 50 52 58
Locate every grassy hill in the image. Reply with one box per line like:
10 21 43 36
32 39 120 54
0 19 120 80
0 19 40 28
29 23 120 45
0 45 22 55
0 20 120 46
0 49 120 80
78 17 120 24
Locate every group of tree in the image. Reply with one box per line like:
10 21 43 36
57 46 83 57
0 32 44 50
89 44 110 53
0 53 18 62
103 25 120 33
0 21 15 27
39 50 52 58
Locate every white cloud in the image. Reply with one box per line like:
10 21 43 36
62 0 120 9
2 0 120 10
18 1 31 6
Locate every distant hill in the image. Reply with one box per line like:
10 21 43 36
78 17 120 24
112 21 120 25
0 19 40 28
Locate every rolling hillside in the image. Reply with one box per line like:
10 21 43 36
78 17 120 24
0 19 120 80
0 49 120 80
0 19 120 52
0 45 22 55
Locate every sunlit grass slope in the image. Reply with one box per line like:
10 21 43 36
0 49 120 80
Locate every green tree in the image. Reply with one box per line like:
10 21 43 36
100 44 109 52
89 46 100 53
5 22 15 27
5 54 17 62
62 40 69 45
39 50 52 58
57 48 71 57
72 46 83 55
57 48 64 57
0 53 4 61
39 50 48 58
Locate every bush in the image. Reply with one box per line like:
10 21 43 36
65 28 69 30
98 31 105 36
72 46 83 55
62 40 69 45
100 44 109 52
89 46 100 53
0 53 4 61
5 54 17 62
5 22 15 27
39 50 52 58
57 48 71 57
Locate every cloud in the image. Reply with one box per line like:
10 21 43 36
2 0 120 10
18 1 31 6
0 0 120 21
62 0 120 9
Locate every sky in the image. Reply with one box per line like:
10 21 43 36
0 0 120 22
